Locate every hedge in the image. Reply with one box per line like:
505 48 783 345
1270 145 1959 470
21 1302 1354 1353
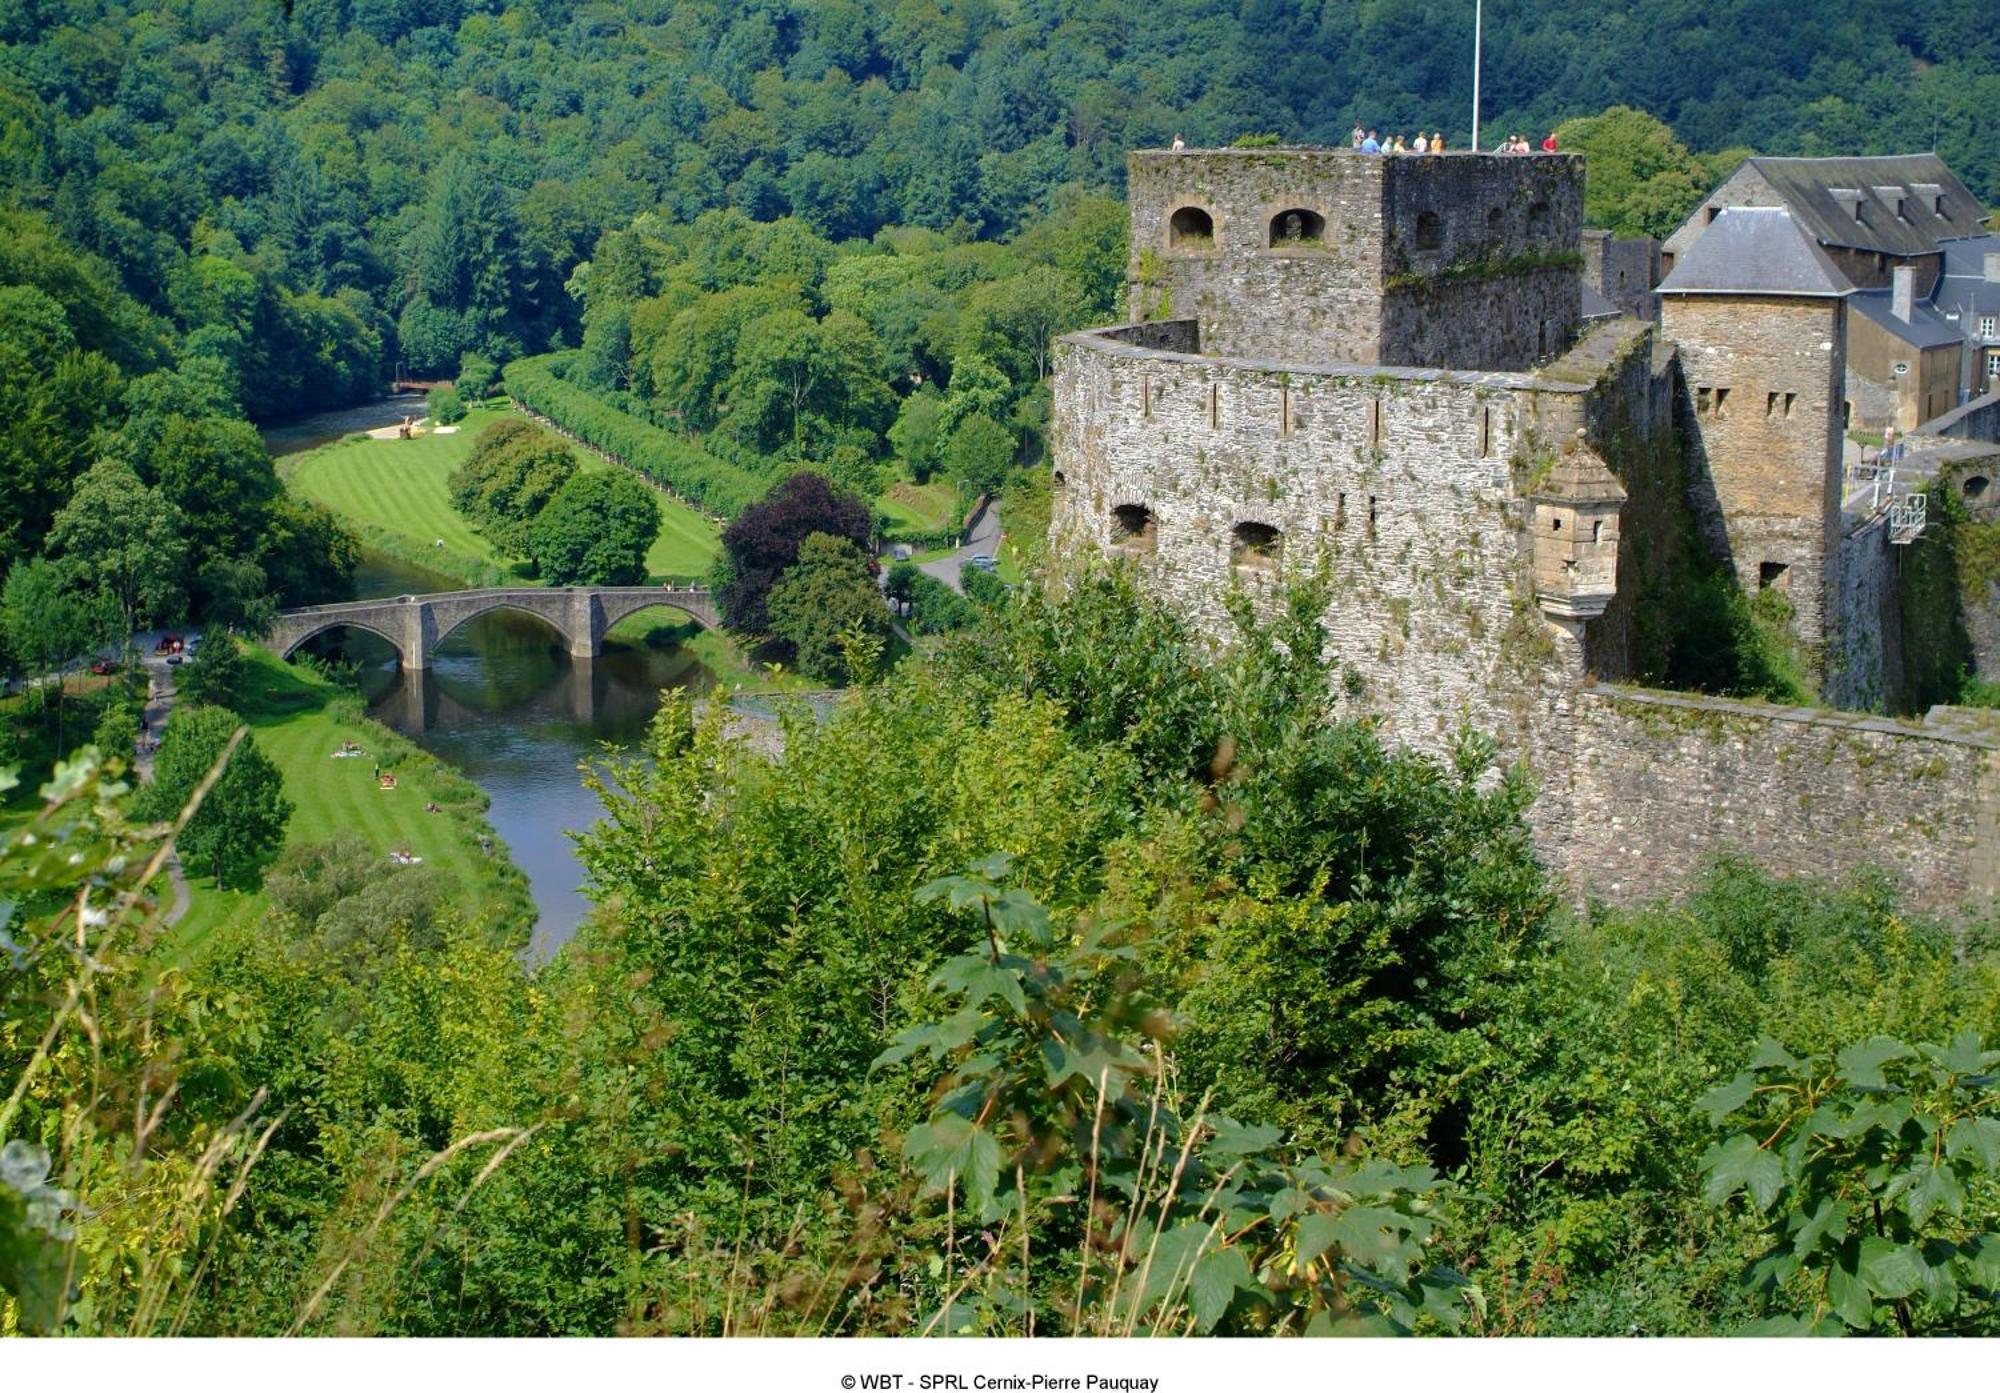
503 353 766 518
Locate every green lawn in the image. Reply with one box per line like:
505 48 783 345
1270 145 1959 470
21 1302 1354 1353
176 649 530 941
878 479 960 537
287 404 721 585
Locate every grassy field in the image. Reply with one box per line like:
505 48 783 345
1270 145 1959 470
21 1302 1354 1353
603 611 817 696
286 404 722 584
878 479 960 534
175 649 530 943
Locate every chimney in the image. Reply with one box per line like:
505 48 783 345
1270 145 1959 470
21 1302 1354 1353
1892 264 1915 323
1987 251 2000 284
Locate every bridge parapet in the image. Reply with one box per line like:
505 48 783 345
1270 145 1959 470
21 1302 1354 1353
264 586 718 669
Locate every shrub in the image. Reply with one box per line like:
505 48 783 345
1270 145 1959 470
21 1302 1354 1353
427 386 467 424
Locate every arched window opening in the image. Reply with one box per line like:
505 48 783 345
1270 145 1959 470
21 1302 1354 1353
1169 206 1214 248
1527 201 1552 237
1415 211 1444 251
1964 475 1990 500
1231 520 1283 573
1591 519 1604 543
1111 503 1158 552
1268 208 1326 247
1486 207 1503 238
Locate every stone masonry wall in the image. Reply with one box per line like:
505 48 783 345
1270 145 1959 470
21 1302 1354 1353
1662 293 1847 661
1125 149 1583 371
1049 325 1595 757
1828 513 1901 711
1557 686 2000 912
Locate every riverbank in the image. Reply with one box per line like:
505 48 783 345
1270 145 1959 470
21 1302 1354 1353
176 648 534 949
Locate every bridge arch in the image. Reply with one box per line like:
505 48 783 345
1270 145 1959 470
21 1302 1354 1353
431 601 580 654
278 616 410 665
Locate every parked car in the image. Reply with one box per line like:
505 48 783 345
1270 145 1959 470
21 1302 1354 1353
89 659 117 675
966 554 998 573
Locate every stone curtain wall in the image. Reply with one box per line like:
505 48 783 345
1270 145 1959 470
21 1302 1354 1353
1049 325 1591 755
1828 513 1902 711
1662 293 1847 658
1557 686 2000 912
1125 149 1584 371
1377 154 1584 370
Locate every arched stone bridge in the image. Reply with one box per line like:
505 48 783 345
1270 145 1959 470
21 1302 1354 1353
264 586 719 670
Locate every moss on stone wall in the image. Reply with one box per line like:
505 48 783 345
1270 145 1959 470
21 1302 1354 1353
1897 482 1979 713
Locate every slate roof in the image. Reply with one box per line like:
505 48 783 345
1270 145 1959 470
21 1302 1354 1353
1579 282 1620 319
1848 288 1962 349
1737 155 1987 257
1657 208 1852 297
1935 235 2000 339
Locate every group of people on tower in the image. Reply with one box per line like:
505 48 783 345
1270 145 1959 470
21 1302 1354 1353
1350 127 1445 154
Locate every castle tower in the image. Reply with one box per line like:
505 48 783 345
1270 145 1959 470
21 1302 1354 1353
1125 146 1584 370
1658 208 1849 670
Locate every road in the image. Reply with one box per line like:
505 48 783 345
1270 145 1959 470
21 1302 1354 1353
915 499 1002 593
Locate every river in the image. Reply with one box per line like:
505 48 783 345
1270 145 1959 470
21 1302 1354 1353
303 538 719 960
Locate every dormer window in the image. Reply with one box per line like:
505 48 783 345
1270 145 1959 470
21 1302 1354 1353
1830 188 1865 222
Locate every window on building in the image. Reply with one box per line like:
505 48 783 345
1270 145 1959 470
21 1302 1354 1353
1784 392 1797 418
1208 383 1219 428
1981 315 1998 340
1367 398 1382 447
1714 386 1731 417
1696 386 1712 415
1486 207 1503 237
1527 201 1551 237
1110 504 1157 552
1477 405 1492 457
1759 561 1790 590
1704 205 1720 225
1169 206 1214 247
1052 470 1067 497
1592 519 1604 543
1965 475 1990 501
1268 208 1326 246
1230 521 1283 573
1987 349 2000 382
1766 391 1780 418
1415 211 1444 251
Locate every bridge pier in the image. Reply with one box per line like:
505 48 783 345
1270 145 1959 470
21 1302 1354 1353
401 597 438 671
566 588 604 662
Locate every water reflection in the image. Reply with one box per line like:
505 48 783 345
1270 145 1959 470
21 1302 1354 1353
300 604 714 959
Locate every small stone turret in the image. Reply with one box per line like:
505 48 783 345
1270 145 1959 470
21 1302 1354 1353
1531 434 1625 622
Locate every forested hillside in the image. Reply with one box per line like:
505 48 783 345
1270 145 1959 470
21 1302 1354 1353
2 0 1996 396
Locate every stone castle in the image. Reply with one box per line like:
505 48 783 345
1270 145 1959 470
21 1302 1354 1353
1048 146 2000 912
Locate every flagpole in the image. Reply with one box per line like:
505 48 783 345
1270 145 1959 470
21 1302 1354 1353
1472 0 1483 152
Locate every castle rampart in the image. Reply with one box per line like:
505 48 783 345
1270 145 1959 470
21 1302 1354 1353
1556 687 2000 912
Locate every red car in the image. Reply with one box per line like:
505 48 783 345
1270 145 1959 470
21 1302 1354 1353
89 659 117 675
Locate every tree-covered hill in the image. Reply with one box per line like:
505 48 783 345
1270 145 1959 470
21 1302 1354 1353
2 0 1996 393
